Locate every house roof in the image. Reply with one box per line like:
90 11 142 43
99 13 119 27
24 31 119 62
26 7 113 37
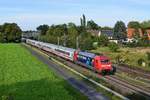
101 30 113 37
87 29 114 37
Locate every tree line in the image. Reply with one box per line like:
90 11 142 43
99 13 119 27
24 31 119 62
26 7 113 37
36 15 95 50
35 15 150 50
0 23 22 43
36 15 114 50
0 14 149 49
35 15 112 50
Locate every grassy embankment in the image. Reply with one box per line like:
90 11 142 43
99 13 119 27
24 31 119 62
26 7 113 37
92 47 150 71
0 44 87 100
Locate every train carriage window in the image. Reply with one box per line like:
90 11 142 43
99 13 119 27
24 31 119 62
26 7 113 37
55 49 70 56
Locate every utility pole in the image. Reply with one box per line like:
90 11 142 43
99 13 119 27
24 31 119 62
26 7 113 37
76 36 79 49
57 37 60 46
63 33 66 46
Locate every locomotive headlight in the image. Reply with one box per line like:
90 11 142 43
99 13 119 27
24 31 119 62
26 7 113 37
101 65 111 67
101 65 106 67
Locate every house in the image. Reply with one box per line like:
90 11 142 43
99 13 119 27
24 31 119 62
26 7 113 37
127 28 150 40
146 29 150 40
22 31 40 39
100 30 113 39
88 29 119 43
87 29 114 39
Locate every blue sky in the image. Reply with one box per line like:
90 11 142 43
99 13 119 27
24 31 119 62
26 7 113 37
0 0 150 30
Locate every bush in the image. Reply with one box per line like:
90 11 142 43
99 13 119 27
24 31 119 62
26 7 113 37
108 42 119 52
93 42 98 49
148 62 150 67
98 34 109 46
115 55 122 64
115 55 129 64
146 52 150 61
80 37 94 50
137 58 145 66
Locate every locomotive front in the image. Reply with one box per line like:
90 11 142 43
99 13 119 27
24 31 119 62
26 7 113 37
94 56 116 75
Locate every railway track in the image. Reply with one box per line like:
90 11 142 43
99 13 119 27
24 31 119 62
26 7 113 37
115 64 150 79
25 44 150 100
105 76 150 99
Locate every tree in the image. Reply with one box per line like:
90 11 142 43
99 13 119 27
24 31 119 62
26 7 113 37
80 18 83 27
37 24 49 35
140 20 150 29
101 26 113 30
83 14 86 27
68 22 76 28
80 36 94 50
80 14 86 28
98 34 109 46
79 32 94 50
0 23 22 43
0 32 4 42
128 21 141 29
113 21 127 40
45 24 69 46
0 25 2 32
67 22 79 48
87 20 99 30
61 24 68 46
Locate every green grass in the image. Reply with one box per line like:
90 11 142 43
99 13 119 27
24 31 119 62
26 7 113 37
92 47 150 71
0 44 87 100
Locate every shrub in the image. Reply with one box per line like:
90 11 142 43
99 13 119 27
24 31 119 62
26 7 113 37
115 55 122 64
98 34 109 46
148 62 150 67
146 52 150 61
93 42 98 49
80 36 94 50
137 58 145 66
108 42 119 52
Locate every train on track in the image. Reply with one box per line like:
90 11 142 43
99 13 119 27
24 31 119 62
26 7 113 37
26 39 116 75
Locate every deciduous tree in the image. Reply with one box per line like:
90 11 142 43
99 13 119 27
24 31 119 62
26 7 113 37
128 21 141 29
87 20 99 30
113 21 127 40
37 24 49 35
